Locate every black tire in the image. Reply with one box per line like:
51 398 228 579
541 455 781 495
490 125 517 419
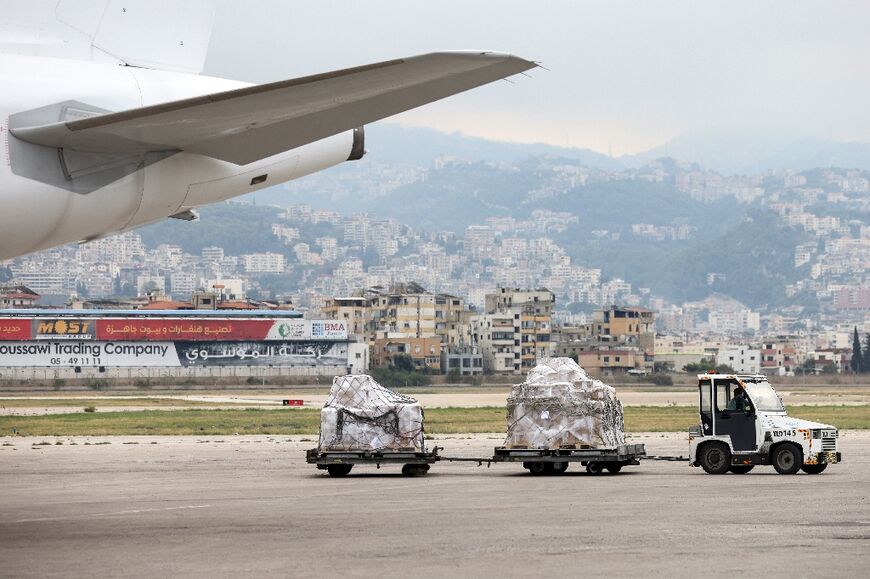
586 462 604 475
401 464 429 477
606 464 623 474
528 462 550 476
772 443 803 475
551 462 569 475
728 465 754 474
326 464 353 477
699 442 731 474
801 463 827 475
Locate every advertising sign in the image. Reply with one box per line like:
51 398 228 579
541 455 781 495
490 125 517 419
0 317 348 342
266 320 348 341
0 341 179 367
0 319 31 341
96 319 274 342
0 340 349 368
33 319 96 340
177 341 348 367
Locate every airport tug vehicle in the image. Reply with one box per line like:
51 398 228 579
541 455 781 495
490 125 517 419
689 374 841 475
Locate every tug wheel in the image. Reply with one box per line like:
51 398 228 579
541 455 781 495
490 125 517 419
551 462 569 475
606 464 623 474
586 462 604 475
699 442 731 474
728 465 754 474
801 463 827 475
326 464 353 477
772 443 802 475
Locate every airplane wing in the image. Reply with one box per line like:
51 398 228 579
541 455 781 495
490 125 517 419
11 51 536 166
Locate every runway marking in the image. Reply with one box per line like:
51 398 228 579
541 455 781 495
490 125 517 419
12 504 212 524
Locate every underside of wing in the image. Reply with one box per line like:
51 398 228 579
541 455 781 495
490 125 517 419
11 51 537 166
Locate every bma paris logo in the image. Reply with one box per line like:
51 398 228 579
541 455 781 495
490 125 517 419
34 319 94 340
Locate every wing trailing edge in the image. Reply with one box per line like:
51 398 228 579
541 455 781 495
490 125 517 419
11 51 537 165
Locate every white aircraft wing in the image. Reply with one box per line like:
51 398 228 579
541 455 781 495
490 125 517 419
11 51 536 166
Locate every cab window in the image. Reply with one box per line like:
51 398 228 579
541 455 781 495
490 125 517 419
715 382 733 412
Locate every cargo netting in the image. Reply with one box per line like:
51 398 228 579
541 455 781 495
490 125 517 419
319 374 425 452
504 357 625 449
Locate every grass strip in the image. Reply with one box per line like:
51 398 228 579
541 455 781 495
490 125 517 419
0 405 867 437
0 398 237 408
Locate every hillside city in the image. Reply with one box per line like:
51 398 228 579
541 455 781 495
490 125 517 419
2 153 868 377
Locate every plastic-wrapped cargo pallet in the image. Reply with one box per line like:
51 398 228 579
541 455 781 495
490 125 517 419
319 374 425 452
505 358 625 449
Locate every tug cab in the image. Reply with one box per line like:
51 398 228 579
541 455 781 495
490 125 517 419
689 373 841 474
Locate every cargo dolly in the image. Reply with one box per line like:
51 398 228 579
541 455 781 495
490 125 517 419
306 447 440 477
489 443 646 475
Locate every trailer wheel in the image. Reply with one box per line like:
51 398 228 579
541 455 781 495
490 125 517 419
728 465 754 474
528 462 551 476
401 464 429 477
586 462 604 475
552 462 568 475
699 442 730 474
772 443 802 475
606 464 622 474
326 464 353 477
801 463 827 475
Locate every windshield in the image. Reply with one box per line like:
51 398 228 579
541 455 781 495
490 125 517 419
743 380 785 412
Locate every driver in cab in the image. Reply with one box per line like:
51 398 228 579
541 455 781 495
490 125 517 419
726 386 752 413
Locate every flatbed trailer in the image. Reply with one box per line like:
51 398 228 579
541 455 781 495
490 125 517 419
305 447 439 477
490 443 646 475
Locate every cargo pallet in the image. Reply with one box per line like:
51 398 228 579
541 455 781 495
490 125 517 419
305 447 439 477
491 443 646 475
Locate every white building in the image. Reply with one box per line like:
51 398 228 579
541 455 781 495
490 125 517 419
708 309 760 334
716 347 761 374
242 252 285 274
170 272 199 298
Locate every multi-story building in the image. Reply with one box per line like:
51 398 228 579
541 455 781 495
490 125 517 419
372 336 442 370
170 272 199 299
242 253 285 274
477 288 555 372
708 309 761 334
716 346 761 374
760 338 800 376
586 306 655 356
201 246 225 262
321 295 370 339
471 312 520 373
323 283 467 369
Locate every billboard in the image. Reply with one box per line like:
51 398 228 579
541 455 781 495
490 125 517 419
0 318 348 342
266 319 348 341
33 318 96 340
96 319 274 342
0 341 349 368
0 318 30 341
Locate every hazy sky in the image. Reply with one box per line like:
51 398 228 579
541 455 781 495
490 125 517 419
205 1 870 155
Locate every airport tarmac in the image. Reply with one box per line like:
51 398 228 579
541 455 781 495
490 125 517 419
1 432 868 578
3 384 869 415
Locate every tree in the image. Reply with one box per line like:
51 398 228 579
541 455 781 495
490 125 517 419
391 354 415 373
851 327 863 374
864 333 870 374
